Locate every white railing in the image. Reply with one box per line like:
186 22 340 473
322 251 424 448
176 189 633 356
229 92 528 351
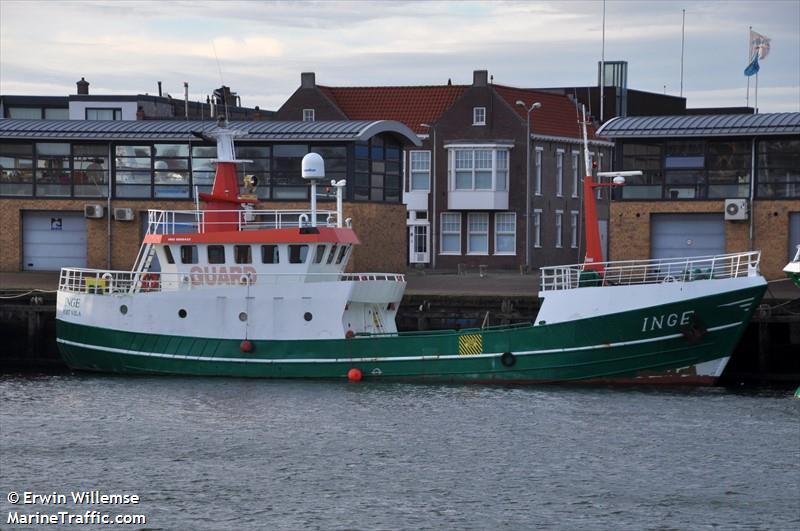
145 208 340 235
540 251 761 292
58 268 405 295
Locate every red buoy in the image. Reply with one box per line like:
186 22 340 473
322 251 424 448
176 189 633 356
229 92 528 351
347 368 362 382
345 329 355 339
240 340 253 353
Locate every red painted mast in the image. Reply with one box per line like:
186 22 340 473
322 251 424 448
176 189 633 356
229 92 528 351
580 107 604 272
198 119 255 233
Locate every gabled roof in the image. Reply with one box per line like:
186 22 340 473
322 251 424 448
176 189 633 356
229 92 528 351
493 85 598 139
596 112 800 138
0 119 421 145
318 85 468 135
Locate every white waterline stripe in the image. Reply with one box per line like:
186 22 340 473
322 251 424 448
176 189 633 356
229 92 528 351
717 297 755 307
58 321 743 365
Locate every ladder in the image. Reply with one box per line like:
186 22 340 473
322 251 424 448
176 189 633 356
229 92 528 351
371 304 386 334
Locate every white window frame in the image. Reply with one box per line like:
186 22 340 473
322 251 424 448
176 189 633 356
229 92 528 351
555 210 563 248
494 212 516 255
533 209 542 248
448 146 511 191
556 149 564 197
302 108 315 122
467 212 489 255
571 151 580 198
409 150 431 191
473 107 486 126
570 210 579 249
534 147 543 196
440 212 461 255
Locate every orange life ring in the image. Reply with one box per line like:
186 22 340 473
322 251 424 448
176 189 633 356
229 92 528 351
142 273 160 291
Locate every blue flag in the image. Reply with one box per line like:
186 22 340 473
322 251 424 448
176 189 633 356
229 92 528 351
744 53 760 76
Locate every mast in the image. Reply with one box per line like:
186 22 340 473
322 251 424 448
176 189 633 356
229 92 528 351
580 106 604 272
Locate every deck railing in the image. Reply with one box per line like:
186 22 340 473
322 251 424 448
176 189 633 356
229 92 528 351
539 251 761 292
58 268 405 295
146 208 341 235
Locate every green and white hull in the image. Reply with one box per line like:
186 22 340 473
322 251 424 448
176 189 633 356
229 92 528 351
56 273 766 384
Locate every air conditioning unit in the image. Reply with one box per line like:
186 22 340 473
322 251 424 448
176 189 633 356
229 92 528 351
113 207 134 221
724 199 748 221
84 204 104 219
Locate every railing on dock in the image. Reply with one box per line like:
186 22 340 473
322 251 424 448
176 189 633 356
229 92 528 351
539 251 761 292
146 208 342 235
58 269 405 295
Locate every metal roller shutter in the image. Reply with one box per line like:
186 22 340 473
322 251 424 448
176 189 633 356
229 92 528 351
23 211 88 270
651 213 725 260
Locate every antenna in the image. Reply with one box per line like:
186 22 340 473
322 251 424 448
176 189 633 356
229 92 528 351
211 41 229 122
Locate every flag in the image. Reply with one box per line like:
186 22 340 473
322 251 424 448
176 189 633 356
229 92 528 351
749 30 771 60
744 52 760 77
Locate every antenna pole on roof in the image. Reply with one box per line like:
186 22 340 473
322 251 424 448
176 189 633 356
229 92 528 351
211 41 229 122
600 0 605 123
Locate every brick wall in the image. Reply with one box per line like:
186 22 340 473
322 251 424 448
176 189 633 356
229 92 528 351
610 200 800 279
0 199 407 274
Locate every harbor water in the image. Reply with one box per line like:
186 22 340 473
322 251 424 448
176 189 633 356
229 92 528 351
1 374 798 530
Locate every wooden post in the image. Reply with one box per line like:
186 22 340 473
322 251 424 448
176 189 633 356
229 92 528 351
757 304 771 383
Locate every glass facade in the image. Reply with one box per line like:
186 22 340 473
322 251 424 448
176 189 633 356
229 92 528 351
757 139 800 198
0 133 403 203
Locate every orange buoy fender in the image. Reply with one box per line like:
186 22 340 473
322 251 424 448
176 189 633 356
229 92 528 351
347 368 362 382
240 340 254 353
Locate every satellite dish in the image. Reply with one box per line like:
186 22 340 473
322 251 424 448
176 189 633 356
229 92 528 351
612 175 626 185
301 153 325 180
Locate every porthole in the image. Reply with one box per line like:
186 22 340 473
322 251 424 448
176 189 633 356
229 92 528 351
239 312 248 322
178 309 187 318
304 312 313 322
120 305 128 315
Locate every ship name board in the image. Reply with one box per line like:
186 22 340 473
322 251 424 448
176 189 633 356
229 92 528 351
62 296 82 317
641 310 694 332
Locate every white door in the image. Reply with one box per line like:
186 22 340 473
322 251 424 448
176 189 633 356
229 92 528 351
23 211 87 270
408 224 430 264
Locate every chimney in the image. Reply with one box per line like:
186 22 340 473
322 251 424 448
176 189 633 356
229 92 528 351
184 82 189 120
76 77 90 95
301 72 316 89
473 70 488 87
158 81 162 97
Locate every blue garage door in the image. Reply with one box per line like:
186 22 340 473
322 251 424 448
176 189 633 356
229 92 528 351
23 211 87 271
651 213 725 260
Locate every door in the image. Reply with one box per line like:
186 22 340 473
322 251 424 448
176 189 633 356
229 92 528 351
408 224 430 264
22 211 87 271
651 213 725 260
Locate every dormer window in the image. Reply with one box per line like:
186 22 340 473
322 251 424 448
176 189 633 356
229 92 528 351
473 107 486 126
302 109 315 122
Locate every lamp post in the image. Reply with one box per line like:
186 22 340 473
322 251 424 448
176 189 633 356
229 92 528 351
420 123 436 269
515 100 542 269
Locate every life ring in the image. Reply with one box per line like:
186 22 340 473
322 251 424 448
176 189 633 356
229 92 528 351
500 352 516 367
142 272 160 291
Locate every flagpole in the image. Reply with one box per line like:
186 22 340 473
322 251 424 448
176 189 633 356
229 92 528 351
755 71 759 114
680 9 685 98
600 0 605 122
746 26 751 108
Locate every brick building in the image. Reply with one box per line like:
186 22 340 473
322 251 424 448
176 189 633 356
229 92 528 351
278 70 613 271
597 113 800 279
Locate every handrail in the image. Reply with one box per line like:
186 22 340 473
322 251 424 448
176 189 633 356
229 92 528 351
58 268 406 295
540 251 761 291
146 208 339 235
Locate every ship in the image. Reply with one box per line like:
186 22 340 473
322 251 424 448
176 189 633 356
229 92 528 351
56 114 767 383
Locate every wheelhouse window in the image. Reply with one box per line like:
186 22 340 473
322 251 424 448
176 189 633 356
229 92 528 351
0 142 34 196
313 245 326 264
289 244 309 264
336 245 348 264
261 245 279 264
450 148 511 191
473 107 486 126
757 139 799 198
163 246 175 264
467 213 489 255
207 245 225 264
409 151 431 191
180 245 198 264
234 245 252 264
494 212 516 255
440 212 461 255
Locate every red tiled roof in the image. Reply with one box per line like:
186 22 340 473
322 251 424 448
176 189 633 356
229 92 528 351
493 85 598 140
318 85 468 135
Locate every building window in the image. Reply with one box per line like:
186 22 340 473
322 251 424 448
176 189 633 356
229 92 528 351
0 142 34 196
555 210 563 248
533 209 542 248
8 107 43 119
85 108 122 121
302 109 315 122
410 151 431 191
237 145 272 200
621 142 662 199
473 107 486 126
35 143 71 197
534 147 543 195
450 148 511 191
73 144 108 198
354 136 401 203
494 212 516 255
757 139 800 198
571 151 580 198
708 141 750 198
44 108 69 120
570 211 579 249
556 149 564 197
467 213 489 254
440 212 461 254
154 143 190 199
115 145 152 198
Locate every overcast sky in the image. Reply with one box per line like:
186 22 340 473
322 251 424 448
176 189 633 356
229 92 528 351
1 0 798 113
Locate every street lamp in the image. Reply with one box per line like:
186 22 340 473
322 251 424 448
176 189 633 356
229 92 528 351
516 100 542 270
420 123 436 269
